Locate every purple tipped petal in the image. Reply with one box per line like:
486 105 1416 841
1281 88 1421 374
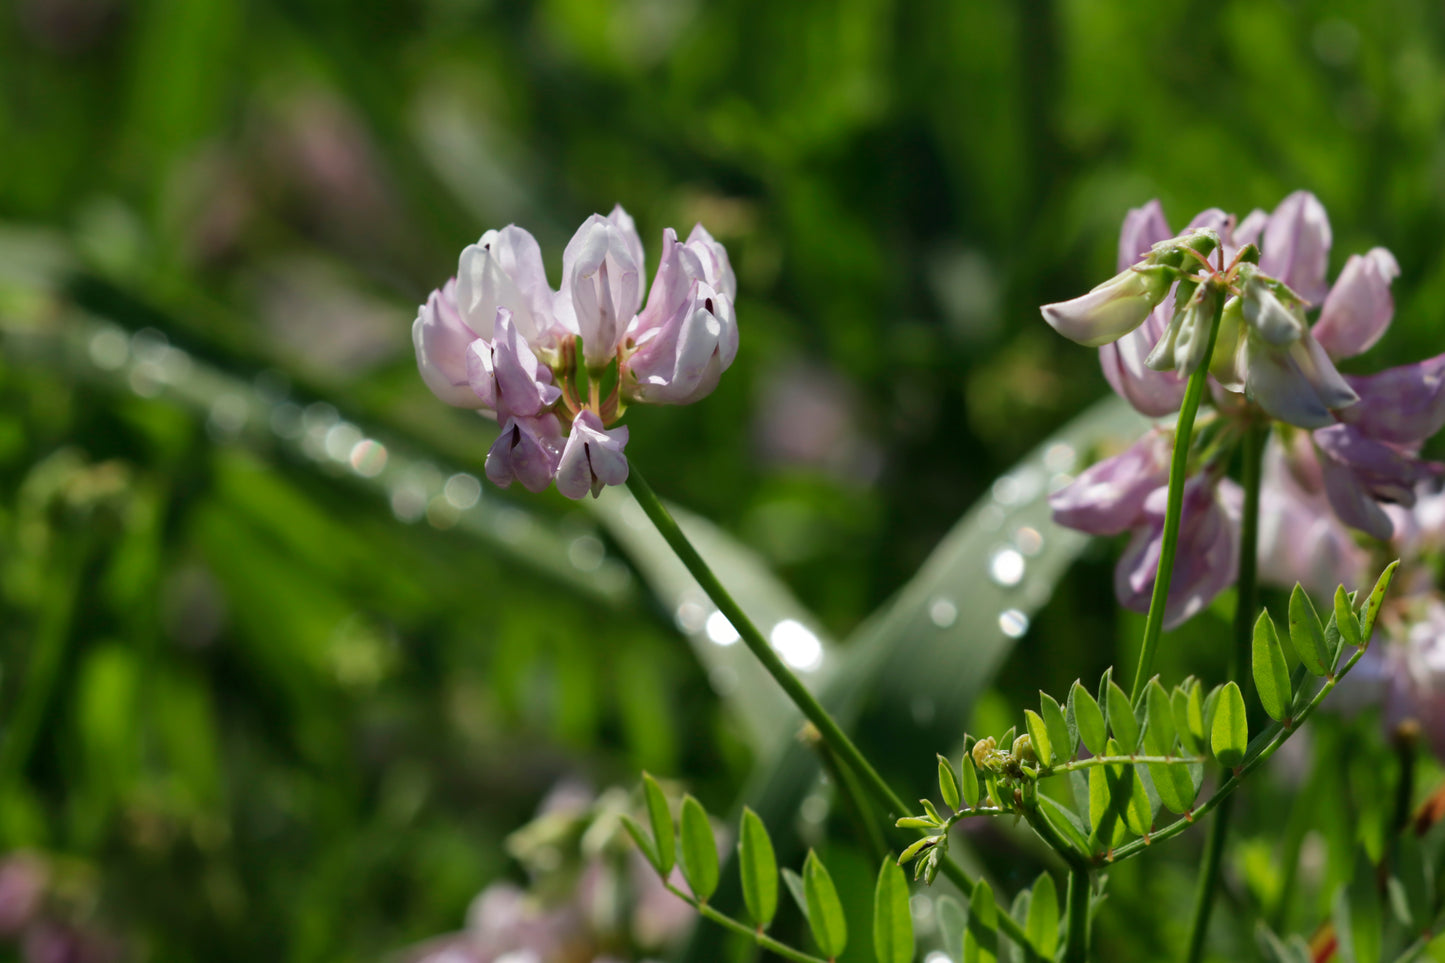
626 280 736 405
413 278 489 409
1340 354 1445 445
485 415 564 493
1050 430 1171 535
1114 477 1240 629
1117 200 1172 270
555 411 629 499
1313 248 1400 360
489 307 562 418
1261 191 1333 304
455 225 554 342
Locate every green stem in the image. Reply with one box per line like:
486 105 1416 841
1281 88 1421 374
1063 866 1092 963
1181 417 1264 963
663 882 828 963
1128 296 1224 704
626 468 1032 947
1182 794 1233 963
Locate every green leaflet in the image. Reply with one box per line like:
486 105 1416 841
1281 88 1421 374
1026 871 1060 959
1040 690 1076 763
872 857 914 963
1288 584 1330 677
642 772 675 874
678 795 719 903
737 807 778 929
1210 682 1248 769
1252 610 1292 722
803 850 847 958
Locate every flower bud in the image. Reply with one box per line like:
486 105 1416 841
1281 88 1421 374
1144 277 1224 375
970 736 999 771
1012 733 1037 765
1040 264 1175 348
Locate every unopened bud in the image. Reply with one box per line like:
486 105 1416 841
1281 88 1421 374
1012 733 1037 765
1146 277 1224 375
971 736 999 771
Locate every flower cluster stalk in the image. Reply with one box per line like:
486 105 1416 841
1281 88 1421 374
1182 418 1265 962
1129 296 1225 704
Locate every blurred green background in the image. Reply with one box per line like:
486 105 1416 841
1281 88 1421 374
3 0 1445 960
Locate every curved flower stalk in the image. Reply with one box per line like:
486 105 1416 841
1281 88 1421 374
412 207 738 499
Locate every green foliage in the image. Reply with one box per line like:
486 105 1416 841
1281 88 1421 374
872 858 914 963
1070 681 1108 758
643 772 676 875
738 807 779 929
939 754 962 811
1253 611 1293 723
803 850 848 958
1288 584 1331 677
679 795 719 903
1210 682 1248 769
964 879 999 963
1025 871 1060 959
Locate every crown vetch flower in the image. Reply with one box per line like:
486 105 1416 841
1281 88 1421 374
624 227 739 405
411 206 738 499
1115 476 1242 629
486 415 564 493
556 411 629 499
1049 430 1170 536
1040 261 1178 348
413 279 484 409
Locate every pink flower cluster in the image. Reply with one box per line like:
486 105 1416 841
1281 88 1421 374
1045 192 1445 626
413 206 738 499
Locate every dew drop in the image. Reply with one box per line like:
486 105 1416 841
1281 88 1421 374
1014 525 1044 556
771 619 823 670
999 608 1030 638
443 472 481 510
989 547 1026 587
567 535 605 572
928 597 958 628
674 601 706 633
705 611 740 646
349 440 388 478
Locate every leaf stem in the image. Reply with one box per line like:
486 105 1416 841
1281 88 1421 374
625 467 1032 948
1128 295 1224 704
663 881 829 963
1181 416 1264 963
